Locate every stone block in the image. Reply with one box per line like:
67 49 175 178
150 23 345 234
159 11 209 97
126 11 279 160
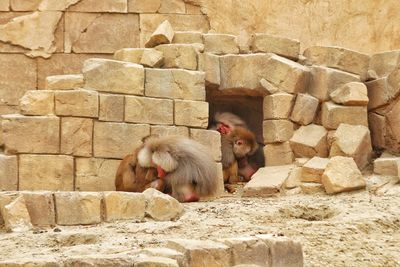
155 44 197 70
382 95 400 154
0 155 17 191
140 247 185 267
173 31 203 44
83 58 144 95
290 93 319 125
285 167 302 189
67 0 128 12
198 53 220 86
369 50 400 78
75 158 121 191
93 122 150 159
45 74 84 90
322 156 366 194
300 182 325 194
2 115 60 154
114 48 146 64
190 129 221 161
135 257 179 267
143 188 184 221
2 195 32 232
330 123 372 169
301 156 329 183
366 69 400 110
294 158 310 167
55 192 102 225
19 90 54 116
174 100 208 128
260 78 279 95
64 255 134 267
19 154 74 191
145 20 175 48
330 82 369 106
263 142 294 166
289 124 328 158
251 33 300 60
61 117 93 157
308 66 360 102
243 165 293 197
103 192 146 222
99 93 124 122
10 0 40 11
368 112 386 149
140 49 164 68
373 157 400 176
145 68 205 101
303 46 370 78
55 89 98 118
0 258 60 267
263 120 294 144
321 101 368 129
203 33 239 55
151 125 189 137
221 237 270 266
22 192 55 226
125 96 173 125
263 93 295 120
129 0 185 13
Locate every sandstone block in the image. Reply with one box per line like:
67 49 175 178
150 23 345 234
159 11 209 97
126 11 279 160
0 258 60 267
75 158 121 191
0 192 17 225
330 82 369 106
19 154 74 191
125 96 173 125
322 156 366 194
145 20 174 48
263 120 294 144
263 142 294 166
263 93 295 119
145 68 205 101
143 188 184 221
2 115 60 154
129 0 185 13
330 123 372 169
61 117 93 157
290 93 319 125
285 167 302 189
140 247 185 267
0 0 8 10
260 78 279 95
369 50 400 78
308 66 360 102
300 182 325 194
155 44 197 70
93 122 150 159
203 33 239 55
140 49 164 68
221 237 270 266
19 90 54 116
304 46 370 78
55 89 98 118
243 165 293 197
67 0 128 12
174 100 208 128
368 112 386 149
251 33 300 60
135 257 179 267
2 195 32 232
22 192 55 226
83 58 144 95
198 53 220 86
45 74 84 90
99 93 124 122
321 102 368 129
114 48 147 64
301 156 329 183
294 158 310 167
0 155 18 191
173 31 203 44
289 124 328 158
151 125 189 137
366 69 400 110
103 192 146 222
64 255 134 267
373 157 400 176
190 129 221 161
382 95 400 154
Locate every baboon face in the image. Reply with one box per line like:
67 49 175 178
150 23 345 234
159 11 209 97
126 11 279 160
232 137 253 158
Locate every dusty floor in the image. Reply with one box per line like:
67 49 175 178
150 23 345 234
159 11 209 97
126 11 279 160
1 186 400 267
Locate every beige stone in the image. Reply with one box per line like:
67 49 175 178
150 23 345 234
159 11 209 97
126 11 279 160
143 188 184 221
190 129 221 161
330 82 369 106
38 0 80 10
369 50 400 78
290 93 319 125
260 78 279 95
300 182 325 194
84 58 145 95
19 154 74 191
140 49 164 68
55 89 98 118
2 196 32 232
114 48 146 64
68 0 128 12
174 100 208 128
145 68 205 101
65 13 139 53
0 192 18 225
263 142 294 167
251 33 300 60
19 90 54 116
173 31 203 44
135 257 179 267
294 158 310 167
263 120 294 144
151 125 189 137
125 96 173 125
140 247 185 267
263 93 295 119
304 46 370 78
373 157 400 176
368 112 386 150
99 93 124 122
0 0 9 10
243 165 294 197
55 192 102 225
145 20 174 48
45 74 84 90
61 117 93 157
167 239 231 267
155 44 197 70
0 155 17 191
22 192 55 226
203 33 239 55
93 122 150 159
285 167 302 189
2 115 60 154
198 52 220 86
308 66 360 102
221 237 270 266
321 102 368 129
289 124 328 158
330 123 372 169
0 258 60 267
301 156 329 183
366 76 400 111
103 192 146 222
75 158 120 191
383 96 400 154
322 156 366 194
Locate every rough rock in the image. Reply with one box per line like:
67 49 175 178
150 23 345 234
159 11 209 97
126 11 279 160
263 142 294 167
38 0 80 10
368 50 400 78
289 124 328 158
114 48 147 64
55 89 99 118
251 33 300 60
64 255 134 267
140 247 185 267
99 94 124 122
1 195 32 232
373 157 400 176
173 31 203 44
67 0 128 12
221 237 270 266
174 100 208 128
300 182 325 194
0 155 18 191
330 82 369 106
203 33 239 55
290 93 319 125
61 117 93 157
155 44 197 70
263 120 294 144
125 96 173 125
198 52 220 86
151 126 189 137
103 192 146 222
368 112 386 150
285 167 302 189
140 49 164 68
45 74 84 90
190 129 221 161
366 68 400 110
145 20 174 48
260 78 279 95
22 192 55 226
301 157 330 183
19 90 54 116
143 188 184 221
263 93 295 119
321 101 368 129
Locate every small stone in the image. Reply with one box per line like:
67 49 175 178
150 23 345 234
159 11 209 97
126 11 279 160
2 195 32 232
125 96 173 125
55 89 99 118
140 49 164 68
143 188 184 221
301 157 330 183
263 142 294 166
203 33 239 55
330 82 369 106
61 117 93 157
251 33 300 60
155 44 197 70
290 93 319 125
285 167 302 189
99 93 124 122
321 101 368 129
174 100 208 128
19 90 54 116
300 182 325 194
289 124 328 158
172 31 203 44
45 74 84 90
373 157 400 176
221 237 270 266
0 155 18 191
145 20 175 48
263 120 294 144
190 129 221 161
22 192 55 227
103 192 146 222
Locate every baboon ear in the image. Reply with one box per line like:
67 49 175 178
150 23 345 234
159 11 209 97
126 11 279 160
142 134 159 143
249 142 259 156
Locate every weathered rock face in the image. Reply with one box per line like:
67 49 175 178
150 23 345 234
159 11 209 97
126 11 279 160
143 188 184 221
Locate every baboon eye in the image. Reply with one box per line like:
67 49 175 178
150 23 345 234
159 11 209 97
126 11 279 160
236 140 243 146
